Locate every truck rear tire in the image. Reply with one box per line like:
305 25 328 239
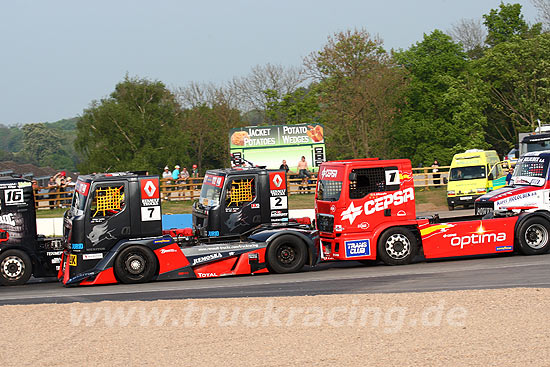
377 228 418 265
0 249 32 286
266 235 307 273
517 217 550 255
114 245 158 284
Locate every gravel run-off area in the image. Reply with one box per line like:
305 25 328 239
1 288 550 366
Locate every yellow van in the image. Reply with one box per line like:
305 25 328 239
446 149 507 210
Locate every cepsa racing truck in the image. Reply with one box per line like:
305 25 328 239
315 158 550 265
59 168 319 286
475 151 550 217
0 177 63 285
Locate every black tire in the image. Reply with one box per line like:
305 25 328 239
517 217 550 255
377 228 418 265
114 245 157 284
0 249 32 286
448 204 454 211
266 235 307 273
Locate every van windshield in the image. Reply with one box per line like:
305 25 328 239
317 180 342 201
449 166 486 181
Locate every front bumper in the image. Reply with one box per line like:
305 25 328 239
447 194 482 207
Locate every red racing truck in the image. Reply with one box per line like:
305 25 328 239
315 158 550 264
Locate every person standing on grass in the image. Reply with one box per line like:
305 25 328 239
432 159 440 187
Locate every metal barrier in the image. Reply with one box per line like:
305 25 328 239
34 166 450 210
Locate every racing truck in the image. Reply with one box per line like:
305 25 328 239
0 176 63 285
315 158 550 265
60 168 319 286
475 151 550 216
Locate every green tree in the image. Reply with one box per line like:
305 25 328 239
483 2 542 47
20 123 74 169
305 29 408 160
76 76 186 173
264 84 321 125
476 33 550 153
393 30 489 166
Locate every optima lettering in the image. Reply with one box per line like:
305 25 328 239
450 232 506 249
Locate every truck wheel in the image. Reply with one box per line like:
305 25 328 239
517 217 550 255
0 249 32 286
114 246 158 284
448 205 454 211
266 235 307 273
377 228 417 265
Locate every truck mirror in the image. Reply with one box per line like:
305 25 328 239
349 172 357 181
514 150 519 159
443 177 448 184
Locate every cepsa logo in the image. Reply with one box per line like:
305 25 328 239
341 188 414 224
321 169 338 179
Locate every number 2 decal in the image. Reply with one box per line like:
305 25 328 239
270 196 288 209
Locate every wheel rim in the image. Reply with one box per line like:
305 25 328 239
277 244 296 266
124 253 146 275
524 224 549 249
1 256 25 280
385 234 411 260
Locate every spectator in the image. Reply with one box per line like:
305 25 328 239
47 176 58 208
431 159 440 187
280 160 289 173
162 166 171 180
191 164 199 178
180 167 190 183
506 167 514 185
297 156 311 193
172 165 180 180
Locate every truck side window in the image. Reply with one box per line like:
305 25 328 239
90 185 125 218
349 168 386 199
225 178 256 208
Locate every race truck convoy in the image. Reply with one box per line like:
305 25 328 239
60 168 319 286
315 158 550 265
0 176 63 285
475 151 550 216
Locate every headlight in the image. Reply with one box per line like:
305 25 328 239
477 188 486 193
447 190 455 195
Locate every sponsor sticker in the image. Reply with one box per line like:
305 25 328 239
4 189 24 205
269 172 286 191
0 213 16 226
345 239 370 257
71 243 84 250
270 196 288 210
153 239 171 244
82 253 104 260
140 178 160 206
69 254 77 266
496 245 513 252
208 231 220 237
141 206 161 221
160 248 178 254
251 203 260 209
192 253 222 265
75 180 90 196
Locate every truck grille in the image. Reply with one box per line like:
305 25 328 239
475 201 494 216
317 214 334 233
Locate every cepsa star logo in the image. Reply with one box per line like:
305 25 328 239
341 202 363 225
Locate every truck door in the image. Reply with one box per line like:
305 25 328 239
84 181 130 251
221 175 261 235
488 162 507 191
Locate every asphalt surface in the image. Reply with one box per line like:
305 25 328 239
8 208 547 306
2 252 550 305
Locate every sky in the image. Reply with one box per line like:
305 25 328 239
0 0 541 125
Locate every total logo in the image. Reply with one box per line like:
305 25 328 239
340 188 414 225
197 272 218 278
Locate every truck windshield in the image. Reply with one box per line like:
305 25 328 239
199 185 222 207
449 166 486 181
71 192 86 216
512 156 549 186
317 180 342 201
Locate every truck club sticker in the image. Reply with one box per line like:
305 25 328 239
345 239 370 257
340 188 415 224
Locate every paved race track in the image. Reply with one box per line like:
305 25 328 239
3 252 550 305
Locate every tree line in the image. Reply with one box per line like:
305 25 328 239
3 2 549 174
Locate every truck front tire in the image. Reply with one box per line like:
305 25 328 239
0 249 32 286
266 235 307 273
517 217 550 255
114 246 158 284
377 228 418 265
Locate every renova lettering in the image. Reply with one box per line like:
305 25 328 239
450 232 506 249
192 253 222 265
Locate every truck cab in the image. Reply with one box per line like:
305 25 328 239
0 177 62 285
315 158 416 262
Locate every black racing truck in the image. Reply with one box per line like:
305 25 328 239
0 177 63 285
60 168 320 286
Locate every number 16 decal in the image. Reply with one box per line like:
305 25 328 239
141 206 161 221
